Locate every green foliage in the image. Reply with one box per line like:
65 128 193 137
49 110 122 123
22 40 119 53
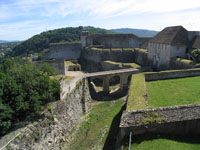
40 63 56 76
0 101 13 135
9 26 114 57
192 49 200 62
142 112 166 125
0 59 60 135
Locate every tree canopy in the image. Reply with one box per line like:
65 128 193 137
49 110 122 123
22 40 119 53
0 59 60 135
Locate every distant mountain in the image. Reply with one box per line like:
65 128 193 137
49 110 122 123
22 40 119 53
0 40 21 44
111 28 159 37
0 40 9 44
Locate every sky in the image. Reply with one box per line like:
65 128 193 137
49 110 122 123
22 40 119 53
0 0 200 41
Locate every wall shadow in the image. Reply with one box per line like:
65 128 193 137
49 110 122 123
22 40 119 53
103 103 126 150
88 81 128 101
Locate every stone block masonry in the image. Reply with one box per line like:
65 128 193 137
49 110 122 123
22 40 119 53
80 48 149 72
5 78 91 150
120 104 200 135
45 42 81 60
145 68 200 81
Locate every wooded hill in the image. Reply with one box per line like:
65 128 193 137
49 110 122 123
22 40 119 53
9 26 115 57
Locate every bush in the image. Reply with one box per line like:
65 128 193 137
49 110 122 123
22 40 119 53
0 59 60 135
192 49 200 62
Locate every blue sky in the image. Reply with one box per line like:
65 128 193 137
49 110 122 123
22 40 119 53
1 0 200 41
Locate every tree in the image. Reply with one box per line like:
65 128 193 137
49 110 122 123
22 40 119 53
192 49 200 62
0 59 60 135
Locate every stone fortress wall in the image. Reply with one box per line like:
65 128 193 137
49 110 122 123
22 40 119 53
121 104 200 136
45 42 81 60
80 48 149 72
85 34 141 48
3 78 91 150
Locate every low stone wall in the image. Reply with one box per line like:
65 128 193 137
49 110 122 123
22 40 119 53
34 60 66 75
169 58 196 69
5 78 91 150
145 68 200 81
120 104 200 136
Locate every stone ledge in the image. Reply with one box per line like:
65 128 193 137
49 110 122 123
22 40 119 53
120 104 200 127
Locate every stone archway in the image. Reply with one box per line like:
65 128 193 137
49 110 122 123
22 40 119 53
109 75 121 94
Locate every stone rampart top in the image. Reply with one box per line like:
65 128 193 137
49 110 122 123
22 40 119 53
120 104 200 127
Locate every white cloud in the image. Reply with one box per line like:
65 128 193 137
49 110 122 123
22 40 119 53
3 0 200 19
1 0 200 40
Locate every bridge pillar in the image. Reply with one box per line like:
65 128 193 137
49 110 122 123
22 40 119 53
103 76 110 94
120 73 131 91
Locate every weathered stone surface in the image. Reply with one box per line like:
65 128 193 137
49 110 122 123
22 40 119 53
80 48 149 72
121 104 200 127
145 68 200 81
6 78 91 150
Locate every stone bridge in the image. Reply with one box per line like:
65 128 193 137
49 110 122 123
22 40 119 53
84 68 140 93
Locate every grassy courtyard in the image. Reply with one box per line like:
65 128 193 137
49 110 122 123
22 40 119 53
122 137 200 150
62 98 125 150
127 74 200 110
146 76 200 108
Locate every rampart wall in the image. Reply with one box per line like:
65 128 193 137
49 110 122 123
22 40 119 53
3 77 91 150
145 68 200 81
45 42 81 60
80 48 149 72
86 34 141 48
120 104 200 136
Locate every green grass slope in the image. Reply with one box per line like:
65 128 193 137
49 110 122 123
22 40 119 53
122 138 200 150
62 98 125 150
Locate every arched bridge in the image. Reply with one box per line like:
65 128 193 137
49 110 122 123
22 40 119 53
84 68 140 93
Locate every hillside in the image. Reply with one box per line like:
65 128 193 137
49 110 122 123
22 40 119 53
111 28 158 37
9 26 115 57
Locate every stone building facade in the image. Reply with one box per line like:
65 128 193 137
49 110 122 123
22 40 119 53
148 26 189 69
148 26 200 69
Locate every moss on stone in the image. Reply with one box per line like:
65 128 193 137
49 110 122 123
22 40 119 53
51 75 73 82
104 61 141 68
142 112 166 125
134 48 148 53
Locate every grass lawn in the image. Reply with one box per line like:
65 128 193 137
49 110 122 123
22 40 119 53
122 138 200 150
62 98 125 150
127 74 147 111
146 76 200 108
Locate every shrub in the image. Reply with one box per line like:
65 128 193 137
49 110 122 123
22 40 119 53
0 59 60 135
